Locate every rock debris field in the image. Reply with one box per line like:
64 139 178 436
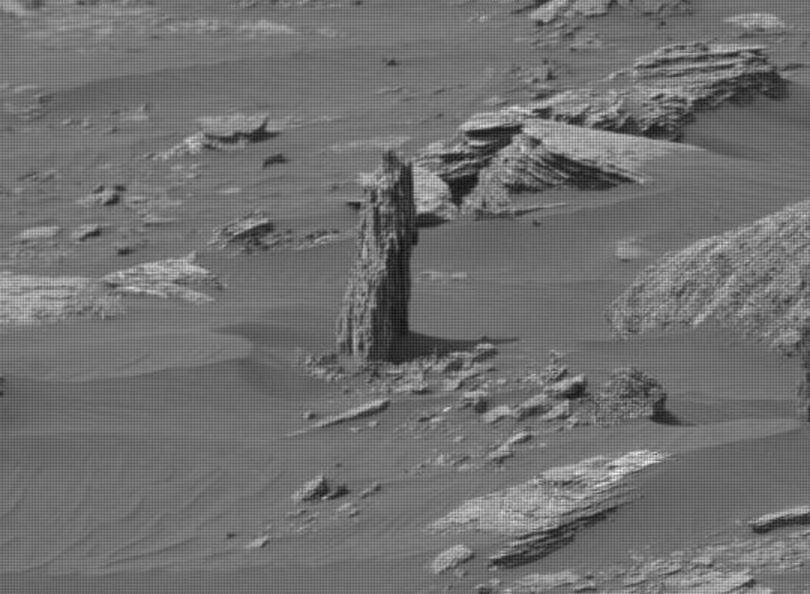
3 1 810 593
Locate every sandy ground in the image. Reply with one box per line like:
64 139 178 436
2 0 810 592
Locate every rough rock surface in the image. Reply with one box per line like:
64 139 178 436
429 544 474 574
414 42 780 216
726 13 787 35
412 165 458 222
335 151 418 362
102 254 221 304
0 273 119 325
502 513 810 593
291 475 330 503
512 365 666 426
607 199 810 355
505 569 584 593
579 367 668 424
0 254 218 326
71 223 103 242
529 0 690 24
429 451 669 567
14 225 60 243
209 211 276 250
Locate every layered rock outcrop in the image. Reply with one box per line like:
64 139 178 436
414 42 783 217
429 451 669 567
335 151 418 362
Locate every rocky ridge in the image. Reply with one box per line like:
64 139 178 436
413 41 783 218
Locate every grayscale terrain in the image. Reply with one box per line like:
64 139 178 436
2 1 810 593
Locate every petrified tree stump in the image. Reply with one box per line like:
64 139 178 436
335 151 418 362
797 331 810 422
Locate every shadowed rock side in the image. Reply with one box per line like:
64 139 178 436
415 42 783 217
335 151 418 362
607 199 810 420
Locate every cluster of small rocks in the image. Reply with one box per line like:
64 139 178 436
302 341 498 396
474 365 667 429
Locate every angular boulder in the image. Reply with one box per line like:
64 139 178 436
591 367 668 422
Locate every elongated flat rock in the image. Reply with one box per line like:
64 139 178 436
430 451 669 567
670 572 755 594
749 505 810 533
309 398 391 430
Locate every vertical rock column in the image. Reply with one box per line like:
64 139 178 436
797 330 810 422
336 151 418 362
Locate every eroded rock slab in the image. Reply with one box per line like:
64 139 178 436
429 451 669 567
530 0 690 24
749 506 810 533
0 273 119 325
209 211 276 251
430 544 474 574
102 254 221 304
